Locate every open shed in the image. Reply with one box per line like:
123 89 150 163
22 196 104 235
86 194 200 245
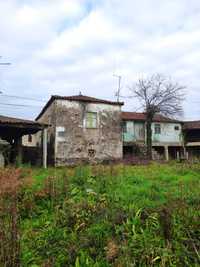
183 121 200 159
0 115 48 167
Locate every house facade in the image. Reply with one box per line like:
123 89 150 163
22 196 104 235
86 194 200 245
122 112 183 160
35 95 123 166
183 121 200 160
21 94 200 165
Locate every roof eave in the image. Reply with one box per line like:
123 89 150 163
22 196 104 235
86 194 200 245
36 95 124 121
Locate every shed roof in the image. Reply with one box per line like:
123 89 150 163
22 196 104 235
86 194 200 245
36 95 124 120
0 115 47 141
183 121 200 130
122 112 181 123
0 115 47 128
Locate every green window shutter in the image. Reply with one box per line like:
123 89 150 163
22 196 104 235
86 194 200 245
86 112 97 128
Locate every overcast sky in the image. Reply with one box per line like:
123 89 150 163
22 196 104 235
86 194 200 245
0 0 200 120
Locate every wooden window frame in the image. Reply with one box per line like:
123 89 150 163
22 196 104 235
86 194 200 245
154 123 161 134
85 112 98 129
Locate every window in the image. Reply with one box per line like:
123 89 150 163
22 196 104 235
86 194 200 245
86 112 97 128
58 131 65 137
28 134 32 142
154 124 161 134
122 121 127 133
57 127 65 138
174 126 179 131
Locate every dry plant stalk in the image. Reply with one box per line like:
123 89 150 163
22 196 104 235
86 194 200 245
0 168 30 267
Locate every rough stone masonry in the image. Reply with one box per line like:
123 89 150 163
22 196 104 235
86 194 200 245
36 96 123 166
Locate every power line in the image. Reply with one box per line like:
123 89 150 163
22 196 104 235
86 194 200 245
0 63 11 65
0 56 11 65
0 102 42 108
0 93 47 102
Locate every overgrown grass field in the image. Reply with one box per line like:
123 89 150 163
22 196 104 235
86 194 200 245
0 163 200 266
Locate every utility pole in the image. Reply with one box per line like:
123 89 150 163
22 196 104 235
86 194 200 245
113 74 122 102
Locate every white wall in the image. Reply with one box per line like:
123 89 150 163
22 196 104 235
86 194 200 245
152 122 182 143
22 134 37 147
123 120 183 144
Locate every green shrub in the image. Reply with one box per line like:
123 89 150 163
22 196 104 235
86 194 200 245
1 163 200 266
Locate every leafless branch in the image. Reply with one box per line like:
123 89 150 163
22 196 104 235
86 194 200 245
128 73 185 159
130 73 185 118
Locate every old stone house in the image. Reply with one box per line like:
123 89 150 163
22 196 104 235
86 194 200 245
35 95 124 166
122 112 183 160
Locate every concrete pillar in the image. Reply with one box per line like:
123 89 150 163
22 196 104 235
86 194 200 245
177 151 180 160
43 128 47 168
164 146 169 161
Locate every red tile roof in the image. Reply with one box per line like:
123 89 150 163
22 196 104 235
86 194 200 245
36 95 124 120
0 115 42 125
0 115 46 127
183 121 200 130
53 95 124 105
122 112 181 123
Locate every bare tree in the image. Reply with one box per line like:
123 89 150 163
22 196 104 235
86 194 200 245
131 74 185 159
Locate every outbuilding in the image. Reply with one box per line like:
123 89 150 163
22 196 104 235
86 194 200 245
0 115 48 167
183 121 200 159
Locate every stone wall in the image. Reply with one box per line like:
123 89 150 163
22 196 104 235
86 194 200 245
54 100 123 166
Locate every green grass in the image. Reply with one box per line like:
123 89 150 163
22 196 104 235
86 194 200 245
1 163 200 266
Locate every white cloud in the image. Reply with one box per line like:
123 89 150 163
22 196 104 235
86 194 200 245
0 0 200 120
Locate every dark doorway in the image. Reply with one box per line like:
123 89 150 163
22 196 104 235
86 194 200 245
123 146 133 158
168 147 182 160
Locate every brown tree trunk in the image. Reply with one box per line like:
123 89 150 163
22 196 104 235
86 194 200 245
146 116 153 160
